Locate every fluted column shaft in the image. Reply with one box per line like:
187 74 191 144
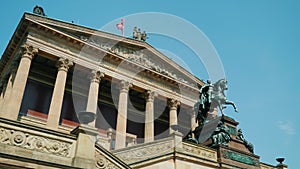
46 58 73 129
86 70 104 127
115 80 132 149
168 99 180 134
4 45 38 120
144 90 156 143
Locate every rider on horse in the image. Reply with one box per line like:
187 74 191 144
199 80 213 107
194 79 238 125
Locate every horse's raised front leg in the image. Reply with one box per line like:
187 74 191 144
225 100 238 112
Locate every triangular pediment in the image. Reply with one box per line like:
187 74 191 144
23 13 204 89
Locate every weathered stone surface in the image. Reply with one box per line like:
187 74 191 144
181 142 217 161
95 151 120 169
0 127 71 157
113 138 173 165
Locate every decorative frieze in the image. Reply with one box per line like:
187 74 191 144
79 36 193 86
115 140 173 164
116 142 172 163
0 127 71 157
182 143 217 161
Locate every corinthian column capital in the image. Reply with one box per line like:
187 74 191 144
90 70 104 83
168 99 180 110
144 90 157 102
21 44 38 60
56 57 73 72
119 80 132 93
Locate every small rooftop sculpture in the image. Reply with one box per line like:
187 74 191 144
133 27 148 41
33 5 46 16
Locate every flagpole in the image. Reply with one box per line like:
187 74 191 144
122 19 124 37
116 18 125 37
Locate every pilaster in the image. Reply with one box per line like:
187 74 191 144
71 124 98 169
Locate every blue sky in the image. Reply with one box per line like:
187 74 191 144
1 1 299 168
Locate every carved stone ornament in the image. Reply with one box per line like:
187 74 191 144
0 127 71 157
79 35 194 86
90 70 105 83
168 99 180 110
21 44 38 60
95 151 119 169
144 90 157 102
182 143 216 161
56 57 74 72
115 140 173 164
119 80 132 93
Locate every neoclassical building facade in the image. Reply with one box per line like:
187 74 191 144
0 11 287 169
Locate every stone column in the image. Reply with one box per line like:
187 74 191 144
46 58 73 129
0 65 17 113
4 44 38 120
0 76 8 112
0 82 6 112
144 90 156 143
115 80 132 149
168 99 180 134
86 70 104 127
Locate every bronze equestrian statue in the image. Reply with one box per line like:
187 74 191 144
194 79 238 125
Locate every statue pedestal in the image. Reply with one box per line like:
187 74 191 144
192 115 261 168
71 124 98 169
216 116 260 169
194 116 222 144
217 145 260 169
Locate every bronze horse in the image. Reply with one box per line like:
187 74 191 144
194 79 238 124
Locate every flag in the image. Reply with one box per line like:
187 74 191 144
116 18 124 36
